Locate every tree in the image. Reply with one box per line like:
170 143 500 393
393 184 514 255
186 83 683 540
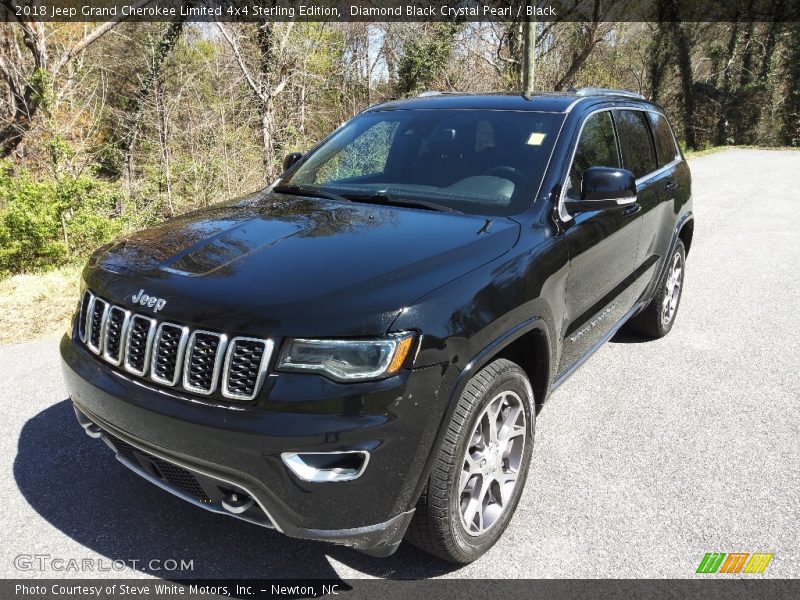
0 0 153 157
396 23 458 96
216 20 293 178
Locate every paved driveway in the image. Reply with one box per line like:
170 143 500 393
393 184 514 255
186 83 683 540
1 149 798 580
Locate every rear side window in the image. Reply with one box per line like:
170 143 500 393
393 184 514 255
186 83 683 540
567 111 620 198
648 112 679 167
614 110 657 179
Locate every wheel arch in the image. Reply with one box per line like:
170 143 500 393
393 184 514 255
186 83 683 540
678 216 694 255
404 317 552 514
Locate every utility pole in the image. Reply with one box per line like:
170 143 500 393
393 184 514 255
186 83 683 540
522 12 536 95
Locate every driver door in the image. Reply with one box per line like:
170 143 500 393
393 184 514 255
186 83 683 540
557 110 642 375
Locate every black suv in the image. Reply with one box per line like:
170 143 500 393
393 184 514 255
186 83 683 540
61 89 693 563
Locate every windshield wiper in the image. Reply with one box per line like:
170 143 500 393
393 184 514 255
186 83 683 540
272 184 352 204
337 191 463 214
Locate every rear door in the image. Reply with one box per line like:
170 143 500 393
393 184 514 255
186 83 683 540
639 111 685 278
557 110 642 374
613 109 668 299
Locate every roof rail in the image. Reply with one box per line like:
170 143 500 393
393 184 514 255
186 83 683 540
417 90 462 97
572 87 645 100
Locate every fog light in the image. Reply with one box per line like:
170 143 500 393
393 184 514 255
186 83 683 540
281 451 369 483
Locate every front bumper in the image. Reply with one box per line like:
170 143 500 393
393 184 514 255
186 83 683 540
60 335 455 555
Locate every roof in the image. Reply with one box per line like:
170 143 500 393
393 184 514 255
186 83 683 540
366 90 655 114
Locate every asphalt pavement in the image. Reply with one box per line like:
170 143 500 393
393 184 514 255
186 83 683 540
1 149 798 580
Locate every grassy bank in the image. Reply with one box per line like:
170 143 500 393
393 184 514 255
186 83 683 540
0 265 81 344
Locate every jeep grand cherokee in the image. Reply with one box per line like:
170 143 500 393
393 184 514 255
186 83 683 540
61 88 693 563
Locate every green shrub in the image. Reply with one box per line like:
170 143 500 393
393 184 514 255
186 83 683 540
0 161 124 275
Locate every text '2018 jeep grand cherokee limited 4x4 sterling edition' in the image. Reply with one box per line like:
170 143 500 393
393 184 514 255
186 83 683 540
61 88 693 563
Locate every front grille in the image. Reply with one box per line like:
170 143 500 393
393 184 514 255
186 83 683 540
151 323 187 386
78 291 92 342
106 433 210 502
102 306 129 365
124 315 155 375
76 289 272 402
87 298 108 353
184 331 225 394
222 338 271 400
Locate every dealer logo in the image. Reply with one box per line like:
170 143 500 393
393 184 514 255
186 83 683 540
696 552 773 574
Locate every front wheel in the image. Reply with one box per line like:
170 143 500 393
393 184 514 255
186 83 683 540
405 359 534 563
628 239 686 338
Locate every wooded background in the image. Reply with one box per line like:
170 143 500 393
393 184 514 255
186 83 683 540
1 3 798 276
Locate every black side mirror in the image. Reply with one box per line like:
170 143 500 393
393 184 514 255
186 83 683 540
282 152 303 172
565 166 637 213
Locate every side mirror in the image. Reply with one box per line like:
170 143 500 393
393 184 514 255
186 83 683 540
282 152 303 172
565 166 637 213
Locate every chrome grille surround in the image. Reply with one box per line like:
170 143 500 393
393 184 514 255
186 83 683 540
183 330 228 395
86 296 109 355
76 290 271 401
123 314 157 377
150 322 189 387
78 290 93 343
101 306 131 366
221 337 274 401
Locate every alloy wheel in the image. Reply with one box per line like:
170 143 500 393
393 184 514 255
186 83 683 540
459 391 527 536
662 251 683 326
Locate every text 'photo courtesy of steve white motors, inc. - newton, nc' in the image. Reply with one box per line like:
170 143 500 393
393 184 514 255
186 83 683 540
12 1 556 20
14 583 342 598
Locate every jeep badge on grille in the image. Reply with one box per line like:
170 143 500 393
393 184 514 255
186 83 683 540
132 289 167 313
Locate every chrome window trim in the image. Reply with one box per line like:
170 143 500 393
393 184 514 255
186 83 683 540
221 337 274 402
101 306 131 366
150 322 190 387
86 297 109 355
123 314 157 377
558 106 684 222
183 330 228 395
78 290 94 343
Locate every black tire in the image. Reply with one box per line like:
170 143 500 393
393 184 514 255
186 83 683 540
627 239 686 338
405 359 535 563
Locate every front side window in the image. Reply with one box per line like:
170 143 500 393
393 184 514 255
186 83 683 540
648 112 679 167
282 109 565 216
614 110 657 179
566 111 620 199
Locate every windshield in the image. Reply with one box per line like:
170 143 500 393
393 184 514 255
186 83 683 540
281 109 565 216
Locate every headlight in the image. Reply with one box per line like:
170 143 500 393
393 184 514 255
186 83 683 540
276 333 415 382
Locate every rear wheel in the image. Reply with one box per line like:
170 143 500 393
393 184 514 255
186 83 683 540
405 359 534 563
628 239 686 338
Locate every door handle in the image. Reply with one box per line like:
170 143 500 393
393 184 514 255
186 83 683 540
664 180 678 191
622 204 641 216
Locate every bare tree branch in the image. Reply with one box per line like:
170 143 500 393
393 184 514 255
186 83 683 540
216 22 267 103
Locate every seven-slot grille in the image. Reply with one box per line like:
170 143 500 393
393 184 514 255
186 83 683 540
77 290 271 401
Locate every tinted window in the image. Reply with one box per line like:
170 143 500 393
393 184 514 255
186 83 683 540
648 112 679 167
614 110 657 179
566 111 620 199
284 110 565 216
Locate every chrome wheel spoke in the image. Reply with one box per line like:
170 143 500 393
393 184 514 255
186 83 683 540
496 469 518 506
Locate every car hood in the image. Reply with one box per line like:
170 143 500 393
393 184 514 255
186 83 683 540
85 192 520 337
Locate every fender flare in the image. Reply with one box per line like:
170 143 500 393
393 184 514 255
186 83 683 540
644 210 694 303
404 316 551 513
